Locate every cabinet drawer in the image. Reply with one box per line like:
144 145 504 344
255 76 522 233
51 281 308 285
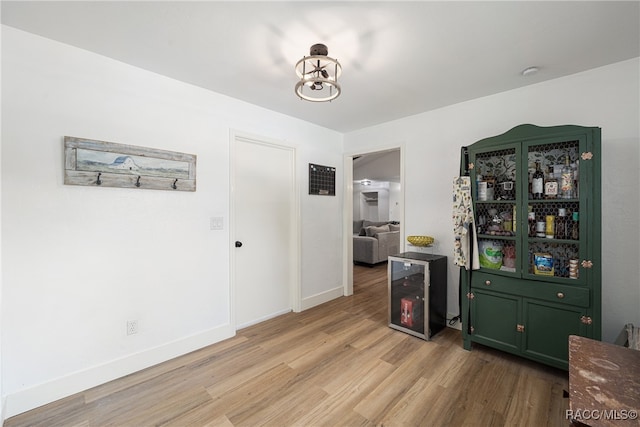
471 272 590 308
533 283 590 307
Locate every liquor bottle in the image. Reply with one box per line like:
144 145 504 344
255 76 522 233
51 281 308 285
571 211 579 240
561 155 574 199
544 166 558 199
545 215 555 239
555 208 567 239
532 161 544 200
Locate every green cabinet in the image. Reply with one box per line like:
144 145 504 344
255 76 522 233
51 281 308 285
460 124 601 370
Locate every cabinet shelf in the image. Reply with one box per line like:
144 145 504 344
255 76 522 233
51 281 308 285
527 237 580 244
528 198 579 203
475 199 516 204
477 234 516 240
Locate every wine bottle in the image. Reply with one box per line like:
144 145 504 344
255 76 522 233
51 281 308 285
532 161 544 199
528 212 536 237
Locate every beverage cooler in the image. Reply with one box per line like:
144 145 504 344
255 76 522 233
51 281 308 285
388 252 447 340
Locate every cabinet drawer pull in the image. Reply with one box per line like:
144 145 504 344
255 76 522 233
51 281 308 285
557 292 565 299
485 280 491 286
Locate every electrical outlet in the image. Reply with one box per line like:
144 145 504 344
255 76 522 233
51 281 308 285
126 320 138 335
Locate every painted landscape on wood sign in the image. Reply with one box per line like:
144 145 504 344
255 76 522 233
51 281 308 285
76 149 190 179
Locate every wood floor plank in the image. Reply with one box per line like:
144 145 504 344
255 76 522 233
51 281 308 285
4 262 570 427
294 358 396 427
227 378 327 427
378 377 447 426
503 372 554 426
205 331 333 400
353 341 438 422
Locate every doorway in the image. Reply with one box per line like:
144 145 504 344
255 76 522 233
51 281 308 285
343 147 404 296
231 132 300 329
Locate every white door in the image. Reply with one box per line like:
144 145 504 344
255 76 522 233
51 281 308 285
232 134 298 329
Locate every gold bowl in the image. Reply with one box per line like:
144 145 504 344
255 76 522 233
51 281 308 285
407 235 434 247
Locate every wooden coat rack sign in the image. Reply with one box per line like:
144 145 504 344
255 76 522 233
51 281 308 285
64 136 196 192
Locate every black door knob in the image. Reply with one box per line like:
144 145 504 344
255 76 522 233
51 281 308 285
235 241 243 248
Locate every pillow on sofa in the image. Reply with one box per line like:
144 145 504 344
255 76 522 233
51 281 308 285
353 219 364 234
363 220 390 228
389 223 400 232
365 224 390 237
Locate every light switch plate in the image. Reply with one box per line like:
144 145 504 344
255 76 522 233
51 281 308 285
210 216 224 230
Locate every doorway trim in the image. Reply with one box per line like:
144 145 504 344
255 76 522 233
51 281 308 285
230 130 301 330
343 144 405 296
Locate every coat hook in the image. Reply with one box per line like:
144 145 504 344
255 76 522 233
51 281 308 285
172 179 178 190
96 172 102 185
135 176 141 187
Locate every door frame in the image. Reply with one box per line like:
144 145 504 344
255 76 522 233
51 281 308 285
343 144 405 296
230 130 301 330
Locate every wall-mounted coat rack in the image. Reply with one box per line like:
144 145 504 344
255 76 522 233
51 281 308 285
64 136 196 192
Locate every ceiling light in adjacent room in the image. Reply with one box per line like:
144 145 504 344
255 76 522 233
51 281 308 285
295 44 342 102
521 66 539 77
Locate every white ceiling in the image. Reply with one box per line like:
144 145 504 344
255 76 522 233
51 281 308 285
353 150 401 183
2 1 639 133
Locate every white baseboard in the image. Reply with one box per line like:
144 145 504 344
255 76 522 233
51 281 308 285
301 286 344 311
236 308 293 330
1 395 6 426
4 324 235 419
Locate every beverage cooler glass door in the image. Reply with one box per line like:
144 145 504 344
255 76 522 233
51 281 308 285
388 258 429 339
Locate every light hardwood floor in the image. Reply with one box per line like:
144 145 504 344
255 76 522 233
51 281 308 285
5 263 570 427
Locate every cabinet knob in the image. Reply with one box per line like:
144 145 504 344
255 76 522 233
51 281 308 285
485 280 491 286
557 292 565 299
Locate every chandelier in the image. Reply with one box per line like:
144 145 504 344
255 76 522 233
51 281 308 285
295 43 342 102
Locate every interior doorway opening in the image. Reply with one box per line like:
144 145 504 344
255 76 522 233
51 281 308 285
344 147 403 296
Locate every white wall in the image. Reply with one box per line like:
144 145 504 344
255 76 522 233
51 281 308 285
353 182 391 222
1 26 343 418
345 58 640 343
389 182 401 222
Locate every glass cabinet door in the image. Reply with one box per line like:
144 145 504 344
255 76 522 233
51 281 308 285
522 137 587 284
470 143 521 276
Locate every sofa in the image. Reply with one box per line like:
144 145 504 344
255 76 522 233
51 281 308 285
353 220 400 265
